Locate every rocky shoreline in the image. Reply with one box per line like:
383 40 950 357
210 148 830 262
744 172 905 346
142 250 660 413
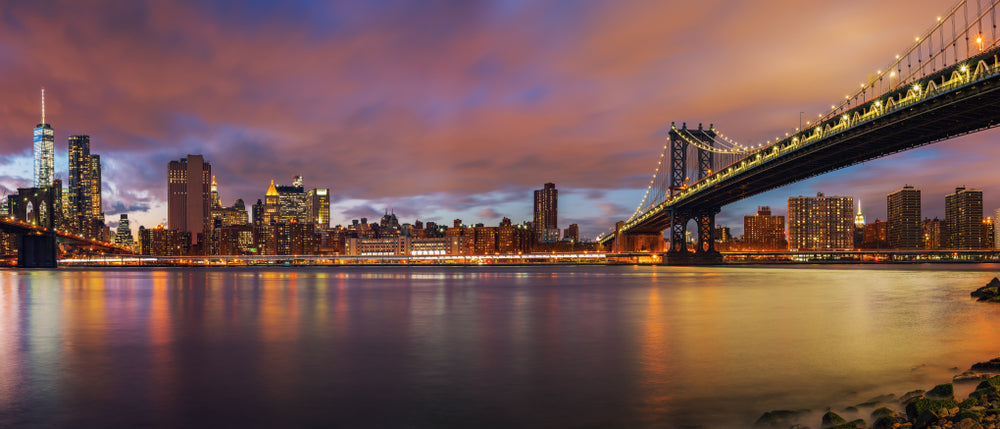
755 358 1000 428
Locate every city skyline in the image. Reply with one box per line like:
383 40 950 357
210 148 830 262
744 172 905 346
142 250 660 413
3 1 1000 238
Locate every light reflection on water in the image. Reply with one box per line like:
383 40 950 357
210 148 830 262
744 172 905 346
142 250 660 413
1 265 1000 428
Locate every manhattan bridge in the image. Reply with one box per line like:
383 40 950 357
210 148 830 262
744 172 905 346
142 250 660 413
598 0 1000 263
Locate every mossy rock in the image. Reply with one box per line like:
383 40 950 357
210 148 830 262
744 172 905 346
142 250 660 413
827 419 865 429
955 408 985 421
900 389 926 404
872 415 898 429
927 383 954 399
977 375 1000 390
821 411 847 427
969 385 1000 403
905 397 959 420
871 407 895 419
961 397 980 409
753 409 809 428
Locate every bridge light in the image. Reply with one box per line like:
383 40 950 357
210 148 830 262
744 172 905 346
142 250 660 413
961 65 968 72
874 101 881 106
890 71 896 77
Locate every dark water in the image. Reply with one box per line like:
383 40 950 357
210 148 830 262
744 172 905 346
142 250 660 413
2 265 1000 428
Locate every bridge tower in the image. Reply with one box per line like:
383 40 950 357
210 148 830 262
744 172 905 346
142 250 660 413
663 123 722 264
10 187 59 268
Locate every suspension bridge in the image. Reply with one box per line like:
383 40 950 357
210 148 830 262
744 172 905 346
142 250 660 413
598 0 1000 264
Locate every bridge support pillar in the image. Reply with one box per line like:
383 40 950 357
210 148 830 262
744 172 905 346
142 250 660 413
662 208 722 266
17 232 57 268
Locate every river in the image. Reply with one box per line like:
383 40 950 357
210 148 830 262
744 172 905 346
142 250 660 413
1 265 999 428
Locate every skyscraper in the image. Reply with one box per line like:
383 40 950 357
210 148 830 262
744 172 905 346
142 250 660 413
533 183 558 243
309 188 330 228
275 176 309 224
68 134 91 230
114 214 134 248
945 186 983 248
88 154 102 221
887 185 921 249
787 193 854 250
33 87 55 188
167 155 212 243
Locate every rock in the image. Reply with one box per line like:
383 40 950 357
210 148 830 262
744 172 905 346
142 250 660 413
821 411 847 428
972 277 1000 301
958 417 985 429
906 398 959 420
827 418 865 429
955 371 992 383
753 409 809 428
972 358 1000 372
867 393 897 403
872 415 898 429
926 383 954 399
900 389 926 404
871 407 895 419
977 376 1000 390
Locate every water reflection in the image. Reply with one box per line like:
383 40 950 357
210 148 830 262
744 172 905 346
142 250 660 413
0 266 999 427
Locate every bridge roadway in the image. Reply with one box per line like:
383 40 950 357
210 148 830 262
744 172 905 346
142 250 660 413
605 47 1000 245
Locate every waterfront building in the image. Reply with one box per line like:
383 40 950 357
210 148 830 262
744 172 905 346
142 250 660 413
138 225 191 256
945 186 983 248
564 223 580 243
744 206 786 250
887 185 921 249
533 183 559 243
861 220 889 249
89 155 102 222
921 217 946 249
787 193 854 250
68 135 91 232
995 209 1000 249
498 219 533 254
114 214 134 248
167 155 212 244
33 88 55 188
985 218 995 249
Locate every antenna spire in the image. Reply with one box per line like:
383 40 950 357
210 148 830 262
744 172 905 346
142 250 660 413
41 86 45 124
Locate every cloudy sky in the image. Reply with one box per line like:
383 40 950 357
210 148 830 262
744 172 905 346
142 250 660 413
0 0 995 238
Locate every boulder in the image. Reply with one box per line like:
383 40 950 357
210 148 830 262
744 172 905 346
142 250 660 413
820 411 847 428
905 397 959 421
871 415 897 429
972 277 1000 301
977 375 1000 390
753 409 809 428
900 389 926 404
870 407 894 420
926 383 954 399
971 358 1000 372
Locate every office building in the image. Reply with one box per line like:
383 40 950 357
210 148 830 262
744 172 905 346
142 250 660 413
945 186 983 248
922 217 946 249
744 206 786 250
563 224 579 242
167 155 212 243
275 176 309 224
309 188 330 228
787 193 854 250
887 185 921 248
534 182 558 243
33 88 55 188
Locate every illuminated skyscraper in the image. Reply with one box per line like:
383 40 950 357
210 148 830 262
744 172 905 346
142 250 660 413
533 183 558 243
89 154 102 221
33 87 55 188
887 185 921 249
167 155 212 244
68 135 92 230
275 176 309 224
787 193 854 250
309 188 330 228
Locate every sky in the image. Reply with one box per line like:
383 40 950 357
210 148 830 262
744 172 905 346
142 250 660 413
0 0 997 238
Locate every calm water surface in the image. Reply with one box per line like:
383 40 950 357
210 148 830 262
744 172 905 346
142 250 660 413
1 265 1000 428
